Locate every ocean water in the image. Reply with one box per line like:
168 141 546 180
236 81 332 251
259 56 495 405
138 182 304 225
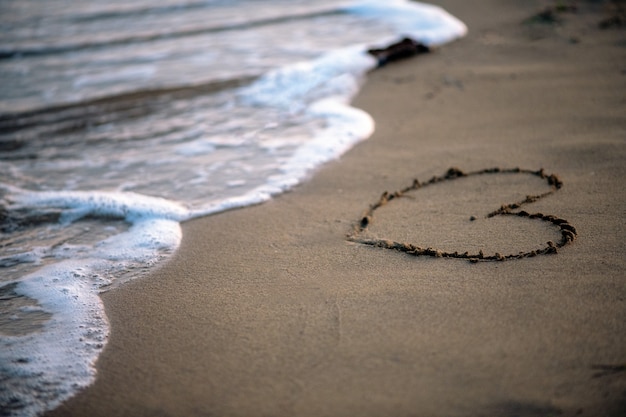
0 1 466 415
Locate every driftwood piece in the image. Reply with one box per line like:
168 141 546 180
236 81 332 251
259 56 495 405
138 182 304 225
367 37 430 67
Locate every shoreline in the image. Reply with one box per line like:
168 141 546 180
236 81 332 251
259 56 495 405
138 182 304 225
48 1 626 416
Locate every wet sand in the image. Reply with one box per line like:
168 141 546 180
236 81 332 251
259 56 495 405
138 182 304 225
48 1 626 416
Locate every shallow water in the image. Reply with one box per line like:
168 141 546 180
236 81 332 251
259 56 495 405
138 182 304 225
0 1 466 415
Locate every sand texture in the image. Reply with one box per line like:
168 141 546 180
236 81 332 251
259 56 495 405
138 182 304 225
48 1 626 416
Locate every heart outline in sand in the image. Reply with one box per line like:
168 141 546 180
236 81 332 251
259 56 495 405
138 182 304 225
347 167 577 263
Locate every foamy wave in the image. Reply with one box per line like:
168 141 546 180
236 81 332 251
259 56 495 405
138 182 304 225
5 185 190 223
1 187 183 417
348 0 467 47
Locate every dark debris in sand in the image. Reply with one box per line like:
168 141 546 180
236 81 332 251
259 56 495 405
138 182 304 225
367 37 430 68
524 0 626 29
599 0 626 29
591 363 626 378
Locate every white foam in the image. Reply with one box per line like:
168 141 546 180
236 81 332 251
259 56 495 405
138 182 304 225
1 186 184 416
239 45 377 111
6 186 191 223
1 261 109 415
0 218 182 417
347 0 467 47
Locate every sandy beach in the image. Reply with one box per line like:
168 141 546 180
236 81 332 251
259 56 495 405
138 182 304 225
47 1 625 416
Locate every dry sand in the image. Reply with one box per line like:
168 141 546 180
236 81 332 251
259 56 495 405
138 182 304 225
48 1 626 416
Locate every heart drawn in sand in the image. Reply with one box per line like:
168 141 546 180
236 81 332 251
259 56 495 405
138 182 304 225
348 167 577 263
